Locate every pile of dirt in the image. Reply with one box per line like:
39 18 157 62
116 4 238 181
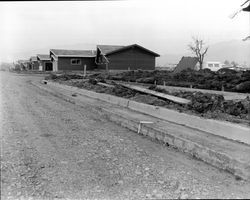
91 69 250 93
46 73 250 125
110 84 137 98
150 85 250 120
130 94 167 106
45 73 83 81
46 70 250 93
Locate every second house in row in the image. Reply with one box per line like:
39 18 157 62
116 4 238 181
50 49 96 71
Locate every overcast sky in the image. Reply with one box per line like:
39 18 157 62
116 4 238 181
0 0 249 62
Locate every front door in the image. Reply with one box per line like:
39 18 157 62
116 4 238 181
45 62 53 71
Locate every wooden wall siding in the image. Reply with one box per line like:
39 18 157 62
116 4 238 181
57 57 96 71
52 60 58 72
107 47 155 70
38 61 44 70
32 61 39 70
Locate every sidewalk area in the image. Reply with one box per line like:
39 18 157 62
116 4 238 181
32 80 250 180
109 80 250 100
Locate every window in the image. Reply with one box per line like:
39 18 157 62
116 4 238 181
71 59 81 65
208 64 213 68
214 64 219 67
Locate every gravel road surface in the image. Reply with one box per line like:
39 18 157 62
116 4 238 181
1 72 250 199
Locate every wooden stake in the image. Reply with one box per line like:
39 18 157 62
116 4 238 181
83 64 86 78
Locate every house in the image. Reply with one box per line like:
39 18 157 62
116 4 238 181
29 56 39 70
95 44 160 71
17 60 29 70
37 54 53 71
203 61 223 71
173 56 199 73
49 49 96 71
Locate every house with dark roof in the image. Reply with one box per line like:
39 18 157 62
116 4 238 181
95 44 160 71
29 56 39 70
49 49 96 71
173 56 200 73
37 54 53 71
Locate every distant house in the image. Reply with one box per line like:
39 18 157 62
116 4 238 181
49 49 96 71
95 44 160 71
203 61 223 71
37 54 53 71
17 60 29 70
222 64 249 72
29 56 39 70
173 56 199 73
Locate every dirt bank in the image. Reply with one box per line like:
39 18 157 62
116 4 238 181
88 68 250 93
45 73 250 125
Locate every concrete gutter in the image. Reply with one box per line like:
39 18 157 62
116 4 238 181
103 109 250 181
44 80 250 145
33 80 250 180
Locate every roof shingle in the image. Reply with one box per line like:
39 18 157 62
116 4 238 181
50 49 96 57
30 56 38 62
97 45 125 55
97 44 160 57
173 56 199 73
37 54 50 61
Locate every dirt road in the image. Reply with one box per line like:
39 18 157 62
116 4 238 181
1 72 250 199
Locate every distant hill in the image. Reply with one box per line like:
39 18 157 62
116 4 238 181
156 54 183 67
0 62 13 70
13 40 250 68
205 40 250 66
157 40 250 68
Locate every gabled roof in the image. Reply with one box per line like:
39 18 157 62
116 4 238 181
97 44 160 57
173 56 199 73
37 54 50 61
50 49 96 57
17 60 29 64
97 45 125 55
30 56 38 62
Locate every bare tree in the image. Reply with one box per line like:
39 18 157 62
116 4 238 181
188 37 209 70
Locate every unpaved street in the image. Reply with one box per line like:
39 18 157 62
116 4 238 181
1 72 250 200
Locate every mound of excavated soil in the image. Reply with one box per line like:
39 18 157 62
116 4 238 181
88 69 250 93
45 73 250 125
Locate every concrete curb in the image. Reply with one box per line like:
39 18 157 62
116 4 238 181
47 81 250 145
33 80 250 180
103 109 250 180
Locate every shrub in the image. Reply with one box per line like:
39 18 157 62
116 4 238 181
217 68 237 74
234 81 250 93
